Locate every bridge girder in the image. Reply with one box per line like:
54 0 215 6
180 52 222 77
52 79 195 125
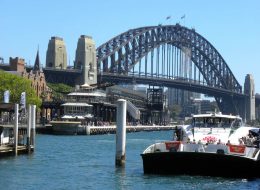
97 24 242 94
100 73 246 116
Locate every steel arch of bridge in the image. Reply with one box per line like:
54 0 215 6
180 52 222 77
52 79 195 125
97 24 242 94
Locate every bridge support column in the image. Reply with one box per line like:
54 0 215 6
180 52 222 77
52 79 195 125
215 96 246 119
75 35 97 86
244 74 255 122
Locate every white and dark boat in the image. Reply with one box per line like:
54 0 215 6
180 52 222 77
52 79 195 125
141 113 260 178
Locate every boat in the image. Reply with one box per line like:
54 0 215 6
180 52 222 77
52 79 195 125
141 112 260 178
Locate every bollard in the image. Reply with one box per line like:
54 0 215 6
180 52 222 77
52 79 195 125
14 104 19 156
115 99 127 167
86 126 91 135
27 105 31 153
31 105 36 150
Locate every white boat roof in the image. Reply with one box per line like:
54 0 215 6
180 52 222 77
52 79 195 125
192 113 241 119
68 92 106 97
61 102 93 107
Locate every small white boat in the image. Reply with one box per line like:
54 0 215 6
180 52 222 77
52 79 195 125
141 113 260 178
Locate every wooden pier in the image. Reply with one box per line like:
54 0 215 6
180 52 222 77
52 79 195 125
0 104 36 158
0 145 34 157
89 125 177 135
0 124 35 158
43 123 178 135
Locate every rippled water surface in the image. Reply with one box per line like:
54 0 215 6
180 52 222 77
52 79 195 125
0 131 260 190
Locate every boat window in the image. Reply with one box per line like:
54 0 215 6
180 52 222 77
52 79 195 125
219 118 232 128
231 118 242 129
193 117 238 128
194 118 205 128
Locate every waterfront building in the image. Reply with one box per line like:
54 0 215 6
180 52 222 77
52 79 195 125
49 85 117 130
46 36 67 69
167 88 201 108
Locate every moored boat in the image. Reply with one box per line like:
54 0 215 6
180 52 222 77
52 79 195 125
141 113 260 178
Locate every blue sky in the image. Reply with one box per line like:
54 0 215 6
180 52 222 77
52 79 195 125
0 0 259 92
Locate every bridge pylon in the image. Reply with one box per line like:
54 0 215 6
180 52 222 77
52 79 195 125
244 74 255 122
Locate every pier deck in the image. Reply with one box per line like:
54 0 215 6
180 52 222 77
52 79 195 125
47 124 178 135
0 145 34 158
89 125 177 135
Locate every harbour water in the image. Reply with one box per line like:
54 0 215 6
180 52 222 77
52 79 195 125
0 131 260 190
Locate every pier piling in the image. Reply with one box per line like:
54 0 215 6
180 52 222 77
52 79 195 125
86 126 91 135
31 105 36 148
27 105 32 153
14 104 19 156
115 99 127 167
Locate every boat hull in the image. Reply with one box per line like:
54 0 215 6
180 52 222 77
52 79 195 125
141 152 260 178
50 121 86 135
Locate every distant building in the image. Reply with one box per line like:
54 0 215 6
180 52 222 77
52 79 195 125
200 100 213 113
46 36 67 69
9 57 25 73
22 51 51 100
3 52 51 101
167 88 201 108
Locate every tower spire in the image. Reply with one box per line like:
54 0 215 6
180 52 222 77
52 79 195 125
33 49 42 73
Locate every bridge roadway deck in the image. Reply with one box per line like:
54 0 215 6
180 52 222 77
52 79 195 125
100 73 247 99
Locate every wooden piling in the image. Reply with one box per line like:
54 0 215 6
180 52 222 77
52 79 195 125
115 99 127 167
86 126 91 135
27 105 31 153
31 105 36 149
14 104 19 156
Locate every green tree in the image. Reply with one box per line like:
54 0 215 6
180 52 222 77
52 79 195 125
47 83 73 101
0 70 41 108
169 104 182 120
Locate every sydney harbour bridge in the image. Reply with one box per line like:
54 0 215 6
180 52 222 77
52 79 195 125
44 24 258 120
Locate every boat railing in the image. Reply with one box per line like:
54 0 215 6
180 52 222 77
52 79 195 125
245 147 258 159
143 143 164 154
204 144 228 153
153 143 167 152
182 144 205 152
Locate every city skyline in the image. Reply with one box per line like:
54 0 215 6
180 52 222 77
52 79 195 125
0 0 259 92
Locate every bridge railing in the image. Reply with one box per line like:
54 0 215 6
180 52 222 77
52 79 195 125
126 101 141 120
100 71 208 86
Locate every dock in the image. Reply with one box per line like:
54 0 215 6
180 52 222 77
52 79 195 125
0 145 34 157
89 125 177 135
0 104 36 158
40 124 178 135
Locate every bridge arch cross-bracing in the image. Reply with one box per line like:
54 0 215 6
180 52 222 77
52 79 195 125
97 24 245 115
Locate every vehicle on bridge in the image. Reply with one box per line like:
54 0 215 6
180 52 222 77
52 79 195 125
141 112 260 178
